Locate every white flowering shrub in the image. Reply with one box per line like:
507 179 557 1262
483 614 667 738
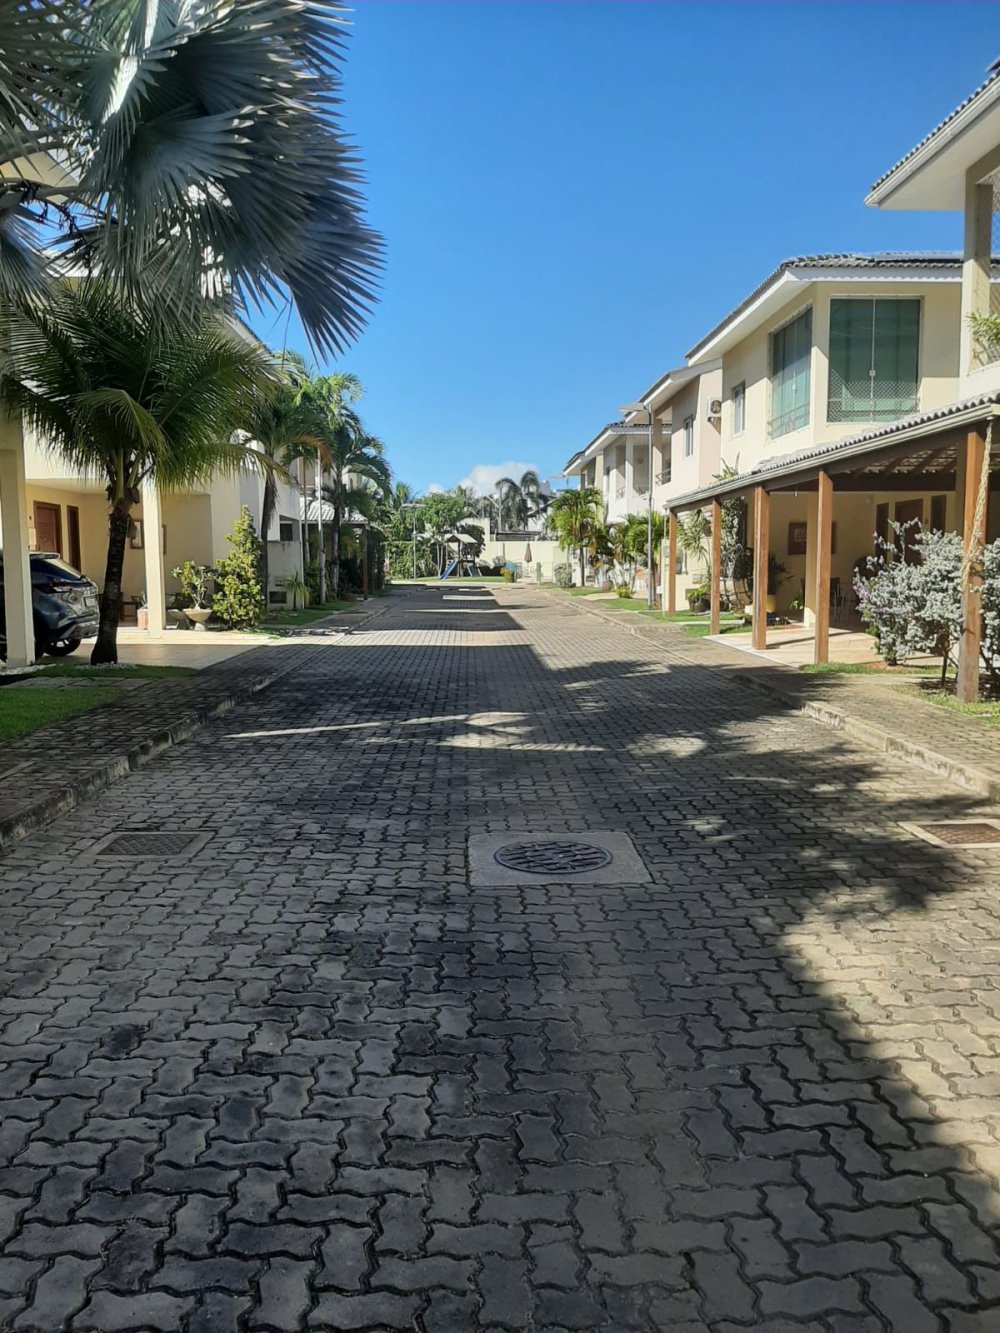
854 524 963 669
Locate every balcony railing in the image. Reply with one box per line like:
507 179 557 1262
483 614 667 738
656 470 671 484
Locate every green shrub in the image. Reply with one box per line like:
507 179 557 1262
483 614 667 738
554 563 573 589
501 566 516 583
171 560 213 608
212 506 265 629
615 584 633 599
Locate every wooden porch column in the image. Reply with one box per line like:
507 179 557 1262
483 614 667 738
667 511 677 617
958 425 988 702
709 497 722 636
751 485 770 651
813 469 833 664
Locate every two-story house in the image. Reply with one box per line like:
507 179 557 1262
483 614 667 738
665 247 1000 696
563 361 722 595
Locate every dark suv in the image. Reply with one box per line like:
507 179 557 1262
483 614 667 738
0 552 101 659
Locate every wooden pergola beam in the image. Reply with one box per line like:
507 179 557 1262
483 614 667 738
709 498 722 636
813 470 833 665
751 486 769 651
667 511 677 617
957 425 988 703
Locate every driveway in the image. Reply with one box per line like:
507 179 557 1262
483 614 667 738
2 584 999 1331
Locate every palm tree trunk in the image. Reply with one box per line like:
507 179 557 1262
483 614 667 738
260 475 276 613
329 473 342 599
317 468 326 604
91 499 131 665
578 545 585 588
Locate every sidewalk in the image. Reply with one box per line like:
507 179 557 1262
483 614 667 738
0 597 394 850
548 586 1000 802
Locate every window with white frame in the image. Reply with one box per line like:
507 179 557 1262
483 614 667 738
732 382 746 436
278 519 294 542
683 415 695 458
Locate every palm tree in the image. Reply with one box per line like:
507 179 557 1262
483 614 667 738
495 469 543 531
308 375 390 598
0 1 381 353
549 487 603 587
302 372 363 602
249 355 327 607
0 281 276 663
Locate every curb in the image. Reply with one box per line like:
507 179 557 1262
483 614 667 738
546 586 1000 803
0 656 302 852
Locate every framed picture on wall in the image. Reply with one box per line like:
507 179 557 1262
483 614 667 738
788 522 807 555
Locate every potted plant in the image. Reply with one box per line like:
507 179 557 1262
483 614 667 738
686 582 710 613
171 560 214 631
136 591 149 631
766 555 790 613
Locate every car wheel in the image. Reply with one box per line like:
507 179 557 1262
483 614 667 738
44 636 82 657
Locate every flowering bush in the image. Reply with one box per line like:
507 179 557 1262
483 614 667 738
855 524 963 671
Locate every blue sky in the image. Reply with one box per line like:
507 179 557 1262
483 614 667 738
255 2 999 496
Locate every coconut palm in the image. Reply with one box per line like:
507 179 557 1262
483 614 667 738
495 469 543 531
0 0 381 353
0 280 277 663
308 375 390 598
549 486 603 587
249 354 328 605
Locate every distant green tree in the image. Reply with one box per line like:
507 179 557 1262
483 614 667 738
213 507 265 629
550 487 603 586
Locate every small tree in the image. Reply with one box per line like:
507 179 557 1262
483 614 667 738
213 508 265 630
171 562 214 610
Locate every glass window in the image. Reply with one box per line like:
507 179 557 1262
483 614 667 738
769 308 812 438
733 382 746 436
683 415 695 458
828 298 920 422
279 519 294 542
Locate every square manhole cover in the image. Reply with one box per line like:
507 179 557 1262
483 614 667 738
468 831 649 886
88 829 212 860
903 819 1000 848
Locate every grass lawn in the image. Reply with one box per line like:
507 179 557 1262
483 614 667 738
0 686 121 742
261 602 354 626
413 576 507 585
33 662 195 680
799 662 940 676
683 620 747 638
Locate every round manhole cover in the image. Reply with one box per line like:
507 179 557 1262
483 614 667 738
493 840 612 876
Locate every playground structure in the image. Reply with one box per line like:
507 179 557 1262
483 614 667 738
438 531 479 580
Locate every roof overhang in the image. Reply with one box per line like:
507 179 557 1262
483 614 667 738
867 72 1000 211
664 394 1000 512
686 261 961 365
562 424 651 477
626 360 720 420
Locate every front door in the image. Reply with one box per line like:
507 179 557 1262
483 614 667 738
33 502 62 556
67 506 82 571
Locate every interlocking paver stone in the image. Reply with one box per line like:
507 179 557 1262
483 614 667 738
5 583 1000 1328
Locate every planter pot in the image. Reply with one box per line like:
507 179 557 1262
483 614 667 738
136 608 148 630
766 594 778 614
183 607 212 632
687 596 710 614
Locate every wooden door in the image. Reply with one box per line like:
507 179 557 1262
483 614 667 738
33 502 62 555
894 498 924 562
67 506 82 571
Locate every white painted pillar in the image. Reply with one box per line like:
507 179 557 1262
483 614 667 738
0 414 34 666
140 478 165 638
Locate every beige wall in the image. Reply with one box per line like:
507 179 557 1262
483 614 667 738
720 279 963 472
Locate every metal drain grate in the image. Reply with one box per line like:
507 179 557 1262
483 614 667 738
93 830 208 858
494 840 613 876
908 819 1000 847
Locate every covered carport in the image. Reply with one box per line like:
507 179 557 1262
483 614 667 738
665 393 1000 702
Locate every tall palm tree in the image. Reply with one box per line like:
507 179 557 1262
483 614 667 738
550 486 603 588
304 372 366 602
0 1 381 354
307 375 390 598
495 469 543 530
0 281 276 663
247 355 327 606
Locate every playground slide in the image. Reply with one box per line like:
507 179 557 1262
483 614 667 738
439 559 459 580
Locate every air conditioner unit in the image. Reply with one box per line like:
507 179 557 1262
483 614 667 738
708 398 723 418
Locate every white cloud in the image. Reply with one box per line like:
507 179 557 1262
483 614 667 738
425 482 445 494
457 461 540 496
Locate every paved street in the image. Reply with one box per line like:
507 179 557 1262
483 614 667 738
4 584 1000 1332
